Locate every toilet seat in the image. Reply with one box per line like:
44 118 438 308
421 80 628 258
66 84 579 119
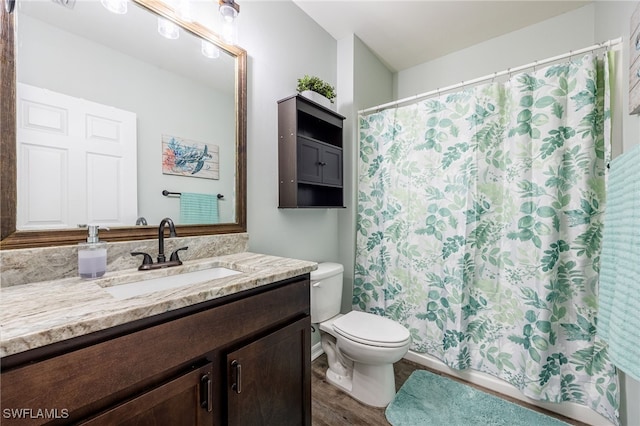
332 311 410 348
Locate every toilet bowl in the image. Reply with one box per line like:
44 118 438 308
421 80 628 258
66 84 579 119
311 263 411 407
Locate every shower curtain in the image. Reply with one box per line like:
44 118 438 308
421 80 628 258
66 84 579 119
355 53 618 423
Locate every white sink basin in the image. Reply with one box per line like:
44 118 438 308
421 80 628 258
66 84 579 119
103 267 242 299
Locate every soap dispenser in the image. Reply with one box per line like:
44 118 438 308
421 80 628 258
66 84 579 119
78 225 107 279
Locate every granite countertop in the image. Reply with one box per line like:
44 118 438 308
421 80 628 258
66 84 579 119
0 252 317 358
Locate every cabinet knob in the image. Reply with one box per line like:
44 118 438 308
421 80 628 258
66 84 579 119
317 161 327 166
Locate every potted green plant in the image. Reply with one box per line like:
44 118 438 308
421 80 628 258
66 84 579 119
296 75 336 108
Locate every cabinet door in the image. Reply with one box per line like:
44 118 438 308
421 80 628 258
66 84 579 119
297 138 342 187
227 317 311 426
320 145 342 187
80 363 213 426
297 138 323 184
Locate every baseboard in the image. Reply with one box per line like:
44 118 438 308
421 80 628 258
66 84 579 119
404 351 614 426
311 342 324 361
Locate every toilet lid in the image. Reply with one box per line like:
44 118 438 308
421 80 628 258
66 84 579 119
332 311 411 348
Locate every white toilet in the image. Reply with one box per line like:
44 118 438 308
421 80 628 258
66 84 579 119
311 262 411 407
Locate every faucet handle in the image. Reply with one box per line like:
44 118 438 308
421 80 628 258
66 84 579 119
131 252 153 266
169 246 189 263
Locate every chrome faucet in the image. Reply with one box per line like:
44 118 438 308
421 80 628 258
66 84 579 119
131 217 188 271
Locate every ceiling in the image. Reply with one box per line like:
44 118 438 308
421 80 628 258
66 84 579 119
19 0 236 93
293 1 591 72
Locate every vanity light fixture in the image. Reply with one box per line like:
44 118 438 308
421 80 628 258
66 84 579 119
218 0 239 45
201 40 221 59
158 17 180 39
100 0 127 14
219 0 239 21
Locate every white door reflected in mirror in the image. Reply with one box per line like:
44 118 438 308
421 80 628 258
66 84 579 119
17 83 137 230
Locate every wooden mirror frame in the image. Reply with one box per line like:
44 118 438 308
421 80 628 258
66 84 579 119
0 0 247 250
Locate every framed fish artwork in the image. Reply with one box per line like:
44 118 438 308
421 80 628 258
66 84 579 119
162 134 220 179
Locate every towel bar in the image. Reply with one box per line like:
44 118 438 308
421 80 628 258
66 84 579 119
162 190 224 199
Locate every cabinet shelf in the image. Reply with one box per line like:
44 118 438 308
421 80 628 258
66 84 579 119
278 95 345 208
297 133 338 149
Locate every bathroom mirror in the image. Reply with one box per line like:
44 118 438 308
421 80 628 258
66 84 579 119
0 0 247 249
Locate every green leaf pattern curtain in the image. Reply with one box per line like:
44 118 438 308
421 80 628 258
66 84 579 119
356 54 618 423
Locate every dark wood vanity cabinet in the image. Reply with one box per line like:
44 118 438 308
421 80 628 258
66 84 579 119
278 95 345 208
0 276 311 426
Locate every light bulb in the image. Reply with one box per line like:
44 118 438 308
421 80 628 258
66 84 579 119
158 17 179 40
222 22 236 44
219 3 237 22
101 0 127 14
218 1 239 45
201 41 220 59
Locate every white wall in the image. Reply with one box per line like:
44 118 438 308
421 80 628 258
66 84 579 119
337 34 356 314
338 35 394 312
393 4 596 100
232 1 340 262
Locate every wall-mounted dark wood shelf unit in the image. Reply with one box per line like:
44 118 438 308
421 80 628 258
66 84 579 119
277 95 346 208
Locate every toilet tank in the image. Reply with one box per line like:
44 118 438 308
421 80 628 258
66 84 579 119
310 262 344 324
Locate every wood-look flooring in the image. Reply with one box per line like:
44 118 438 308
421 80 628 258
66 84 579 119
311 354 588 426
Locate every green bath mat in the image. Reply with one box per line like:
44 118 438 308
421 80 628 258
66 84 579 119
385 370 569 426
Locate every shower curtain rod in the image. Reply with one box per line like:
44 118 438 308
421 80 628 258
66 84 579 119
359 37 623 115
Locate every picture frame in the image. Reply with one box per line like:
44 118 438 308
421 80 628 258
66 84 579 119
161 134 220 180
630 2 640 114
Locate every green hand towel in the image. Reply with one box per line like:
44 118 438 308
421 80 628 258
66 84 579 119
180 192 219 224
